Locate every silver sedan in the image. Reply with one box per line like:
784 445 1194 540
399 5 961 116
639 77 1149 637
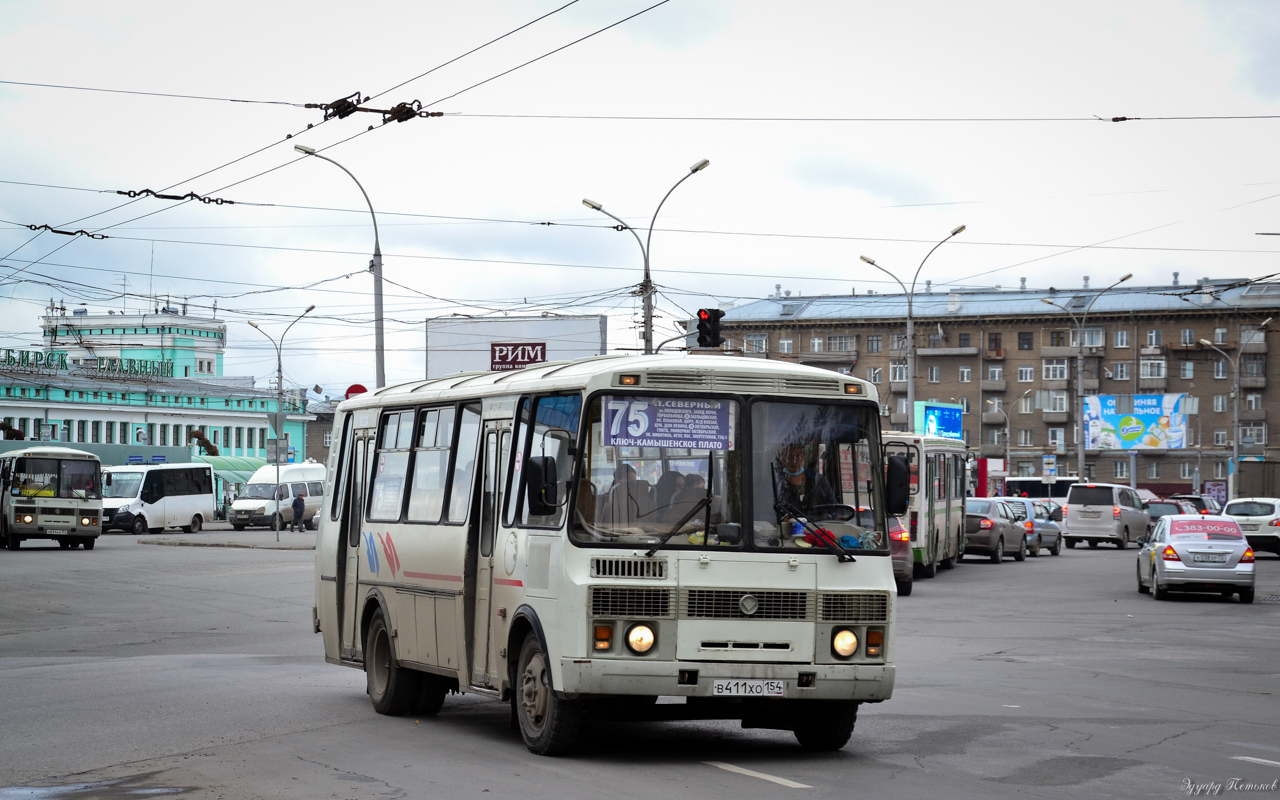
1136 515 1256 603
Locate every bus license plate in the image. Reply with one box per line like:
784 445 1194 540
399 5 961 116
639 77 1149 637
712 679 785 697
46 529 70 535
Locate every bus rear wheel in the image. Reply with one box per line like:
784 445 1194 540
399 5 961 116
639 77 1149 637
182 515 202 533
365 609 420 716
792 701 858 751
516 632 582 755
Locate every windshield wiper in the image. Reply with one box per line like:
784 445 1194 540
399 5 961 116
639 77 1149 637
771 462 855 562
645 495 711 558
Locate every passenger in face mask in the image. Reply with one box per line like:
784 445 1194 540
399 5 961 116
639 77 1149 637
775 443 835 519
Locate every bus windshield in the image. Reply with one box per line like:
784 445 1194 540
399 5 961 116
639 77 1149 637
751 400 886 553
103 473 143 499
572 395 742 548
13 457 101 499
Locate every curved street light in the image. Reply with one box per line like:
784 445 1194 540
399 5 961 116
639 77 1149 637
583 159 710 354
248 304 316 540
294 144 385 388
1202 315 1271 502
858 225 966 432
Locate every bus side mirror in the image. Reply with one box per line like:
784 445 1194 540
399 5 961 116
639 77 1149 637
885 454 909 516
105 473 112 487
524 456 558 516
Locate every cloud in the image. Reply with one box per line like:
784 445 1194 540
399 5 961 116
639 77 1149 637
790 155 938 205
1204 1 1280 99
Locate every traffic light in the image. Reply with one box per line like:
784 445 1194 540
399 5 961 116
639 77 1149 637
696 308 726 347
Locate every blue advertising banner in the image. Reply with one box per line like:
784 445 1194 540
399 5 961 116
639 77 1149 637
1083 394 1186 450
913 402 964 440
604 396 732 450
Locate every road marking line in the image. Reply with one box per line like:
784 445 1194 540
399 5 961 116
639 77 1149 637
1233 756 1280 768
704 762 811 788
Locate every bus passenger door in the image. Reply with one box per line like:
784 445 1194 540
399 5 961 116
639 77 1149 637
471 428 502 688
341 436 371 659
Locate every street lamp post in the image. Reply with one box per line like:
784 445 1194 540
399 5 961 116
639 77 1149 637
294 145 385 388
249 305 316 541
1041 274 1131 481
859 225 966 433
1202 317 1269 502
583 159 709 354
988 388 1033 490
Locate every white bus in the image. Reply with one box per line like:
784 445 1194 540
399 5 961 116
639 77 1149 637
880 434 967 578
0 446 103 550
1005 476 1077 502
102 463 216 535
314 354 909 755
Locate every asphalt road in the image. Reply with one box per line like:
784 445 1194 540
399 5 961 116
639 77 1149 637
1 534 1277 799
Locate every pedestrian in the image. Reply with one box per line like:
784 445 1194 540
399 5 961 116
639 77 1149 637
290 491 307 532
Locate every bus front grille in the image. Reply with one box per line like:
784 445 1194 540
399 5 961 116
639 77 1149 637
681 589 813 620
819 592 890 623
590 587 675 618
590 557 668 580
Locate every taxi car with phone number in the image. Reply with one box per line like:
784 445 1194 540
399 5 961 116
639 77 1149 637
1136 515 1256 603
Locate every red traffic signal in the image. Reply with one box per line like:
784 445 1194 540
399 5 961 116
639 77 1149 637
696 308 726 347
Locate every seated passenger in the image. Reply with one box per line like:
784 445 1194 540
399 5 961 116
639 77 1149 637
599 464 657 528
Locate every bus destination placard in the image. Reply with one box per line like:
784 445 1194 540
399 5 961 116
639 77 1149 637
603 396 731 450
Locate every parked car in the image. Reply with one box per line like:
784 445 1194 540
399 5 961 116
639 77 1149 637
1136 515 1255 602
1062 483 1151 549
1222 497 1280 556
999 496 1063 556
963 499 1027 563
889 516 913 595
1167 494 1222 515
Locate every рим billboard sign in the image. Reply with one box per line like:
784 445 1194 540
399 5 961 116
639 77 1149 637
490 342 547 371
913 401 964 440
1083 393 1186 450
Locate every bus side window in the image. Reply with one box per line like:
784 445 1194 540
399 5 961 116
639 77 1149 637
330 414 353 522
142 471 163 504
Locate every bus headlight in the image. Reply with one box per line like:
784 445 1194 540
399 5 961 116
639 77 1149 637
22 514 33 524
626 624 656 655
832 628 859 658
81 517 91 526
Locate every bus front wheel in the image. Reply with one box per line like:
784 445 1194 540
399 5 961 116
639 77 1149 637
131 517 148 536
792 701 858 751
516 632 582 755
80 538 95 551
365 609 419 716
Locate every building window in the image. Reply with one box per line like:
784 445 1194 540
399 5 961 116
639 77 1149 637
959 366 971 383
1214 461 1226 479
1146 329 1162 347
778 339 793 354
1017 461 1035 477
1240 423 1266 446
1180 361 1194 379
867 367 882 384
927 366 940 383
1115 460 1130 479
891 333 908 352
1241 324 1266 345
1017 365 1034 382
1243 353 1265 378
1115 362 1130 380
809 337 824 353
743 334 768 353
827 335 852 352
1214 395 1227 413
1181 328 1195 346
897 397 909 414
1214 327 1228 345
1048 391 1068 413
988 364 1003 381
987 332 1002 351
1018 332 1033 350
105 423 114 444
988 428 1003 445
958 333 971 348
1214 359 1227 379
989 397 1003 412
1140 358 1166 379
323 430 333 448
1246 393 1263 410
836 367 851 375
890 360 908 382
235 427 243 449
260 428 268 450
1050 330 1067 347
90 421 100 443
1018 395 1034 414
1070 328 1104 347
866 335 882 353
1180 462 1194 480
959 398 971 414
926 334 942 348
1018 429 1034 446
1147 461 1159 479
1048 428 1065 449
76 420 86 442
1043 359 1068 381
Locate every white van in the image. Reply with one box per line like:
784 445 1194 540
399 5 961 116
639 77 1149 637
229 462 327 530
103 463 217 535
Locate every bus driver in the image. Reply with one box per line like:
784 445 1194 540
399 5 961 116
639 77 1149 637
774 442 835 519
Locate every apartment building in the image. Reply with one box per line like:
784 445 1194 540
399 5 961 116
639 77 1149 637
718 277 1280 496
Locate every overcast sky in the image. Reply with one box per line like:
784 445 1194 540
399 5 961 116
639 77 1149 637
2 0 1278 397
